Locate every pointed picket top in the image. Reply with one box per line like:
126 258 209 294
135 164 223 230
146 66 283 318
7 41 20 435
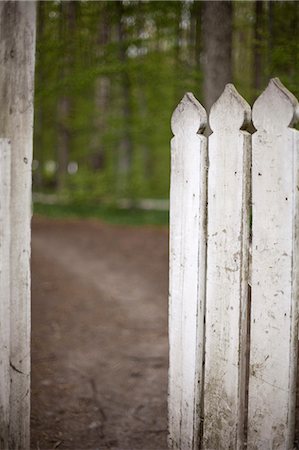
209 83 251 132
171 92 207 136
169 91 207 449
253 78 299 131
203 82 251 449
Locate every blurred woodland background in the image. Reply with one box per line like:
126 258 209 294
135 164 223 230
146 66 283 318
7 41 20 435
33 0 299 211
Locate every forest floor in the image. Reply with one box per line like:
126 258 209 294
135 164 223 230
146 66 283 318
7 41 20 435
31 217 168 450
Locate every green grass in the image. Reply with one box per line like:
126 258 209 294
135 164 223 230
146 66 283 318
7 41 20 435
33 202 169 226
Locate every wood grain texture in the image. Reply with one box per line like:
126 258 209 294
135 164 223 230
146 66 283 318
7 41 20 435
0 3 36 448
168 93 207 449
248 78 299 450
0 139 11 449
203 84 251 450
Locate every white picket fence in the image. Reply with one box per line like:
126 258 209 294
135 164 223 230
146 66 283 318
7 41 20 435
169 78 299 450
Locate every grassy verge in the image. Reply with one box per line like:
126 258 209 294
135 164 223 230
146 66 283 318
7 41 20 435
33 202 169 227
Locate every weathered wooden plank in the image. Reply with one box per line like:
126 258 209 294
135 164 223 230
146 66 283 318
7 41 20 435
0 139 11 449
0 3 36 448
203 84 251 450
168 93 207 449
248 78 299 450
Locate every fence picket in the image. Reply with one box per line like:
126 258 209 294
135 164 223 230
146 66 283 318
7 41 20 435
168 93 207 449
203 84 251 450
0 139 11 448
248 78 299 449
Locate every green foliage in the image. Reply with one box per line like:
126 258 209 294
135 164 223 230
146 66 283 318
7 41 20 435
34 0 299 209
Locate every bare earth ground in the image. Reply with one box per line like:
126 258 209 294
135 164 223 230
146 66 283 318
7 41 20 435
30 217 299 450
31 217 169 450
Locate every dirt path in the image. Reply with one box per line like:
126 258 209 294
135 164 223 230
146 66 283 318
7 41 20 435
31 217 169 450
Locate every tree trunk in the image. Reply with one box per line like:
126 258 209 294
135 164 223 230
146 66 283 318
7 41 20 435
253 1 264 93
57 1 77 190
34 1 45 189
0 2 36 448
268 1 274 78
90 3 111 171
135 4 151 182
116 0 133 194
57 94 71 188
174 2 183 98
191 0 202 70
202 0 233 112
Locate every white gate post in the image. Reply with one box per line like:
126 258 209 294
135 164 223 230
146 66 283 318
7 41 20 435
168 93 207 449
0 139 11 448
0 3 36 448
203 84 251 450
248 78 299 449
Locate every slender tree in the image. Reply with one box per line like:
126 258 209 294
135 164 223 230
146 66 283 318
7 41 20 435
57 1 77 190
116 0 133 194
202 0 233 111
35 1 46 189
90 2 111 171
253 1 264 93
191 0 202 70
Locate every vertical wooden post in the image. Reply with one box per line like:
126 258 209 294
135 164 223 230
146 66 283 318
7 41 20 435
0 139 11 449
248 78 299 449
168 93 207 449
0 2 36 448
203 84 251 450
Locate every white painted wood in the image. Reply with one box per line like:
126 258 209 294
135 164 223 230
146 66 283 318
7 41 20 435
168 93 207 449
203 84 251 450
248 78 299 450
0 139 11 449
0 3 36 449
